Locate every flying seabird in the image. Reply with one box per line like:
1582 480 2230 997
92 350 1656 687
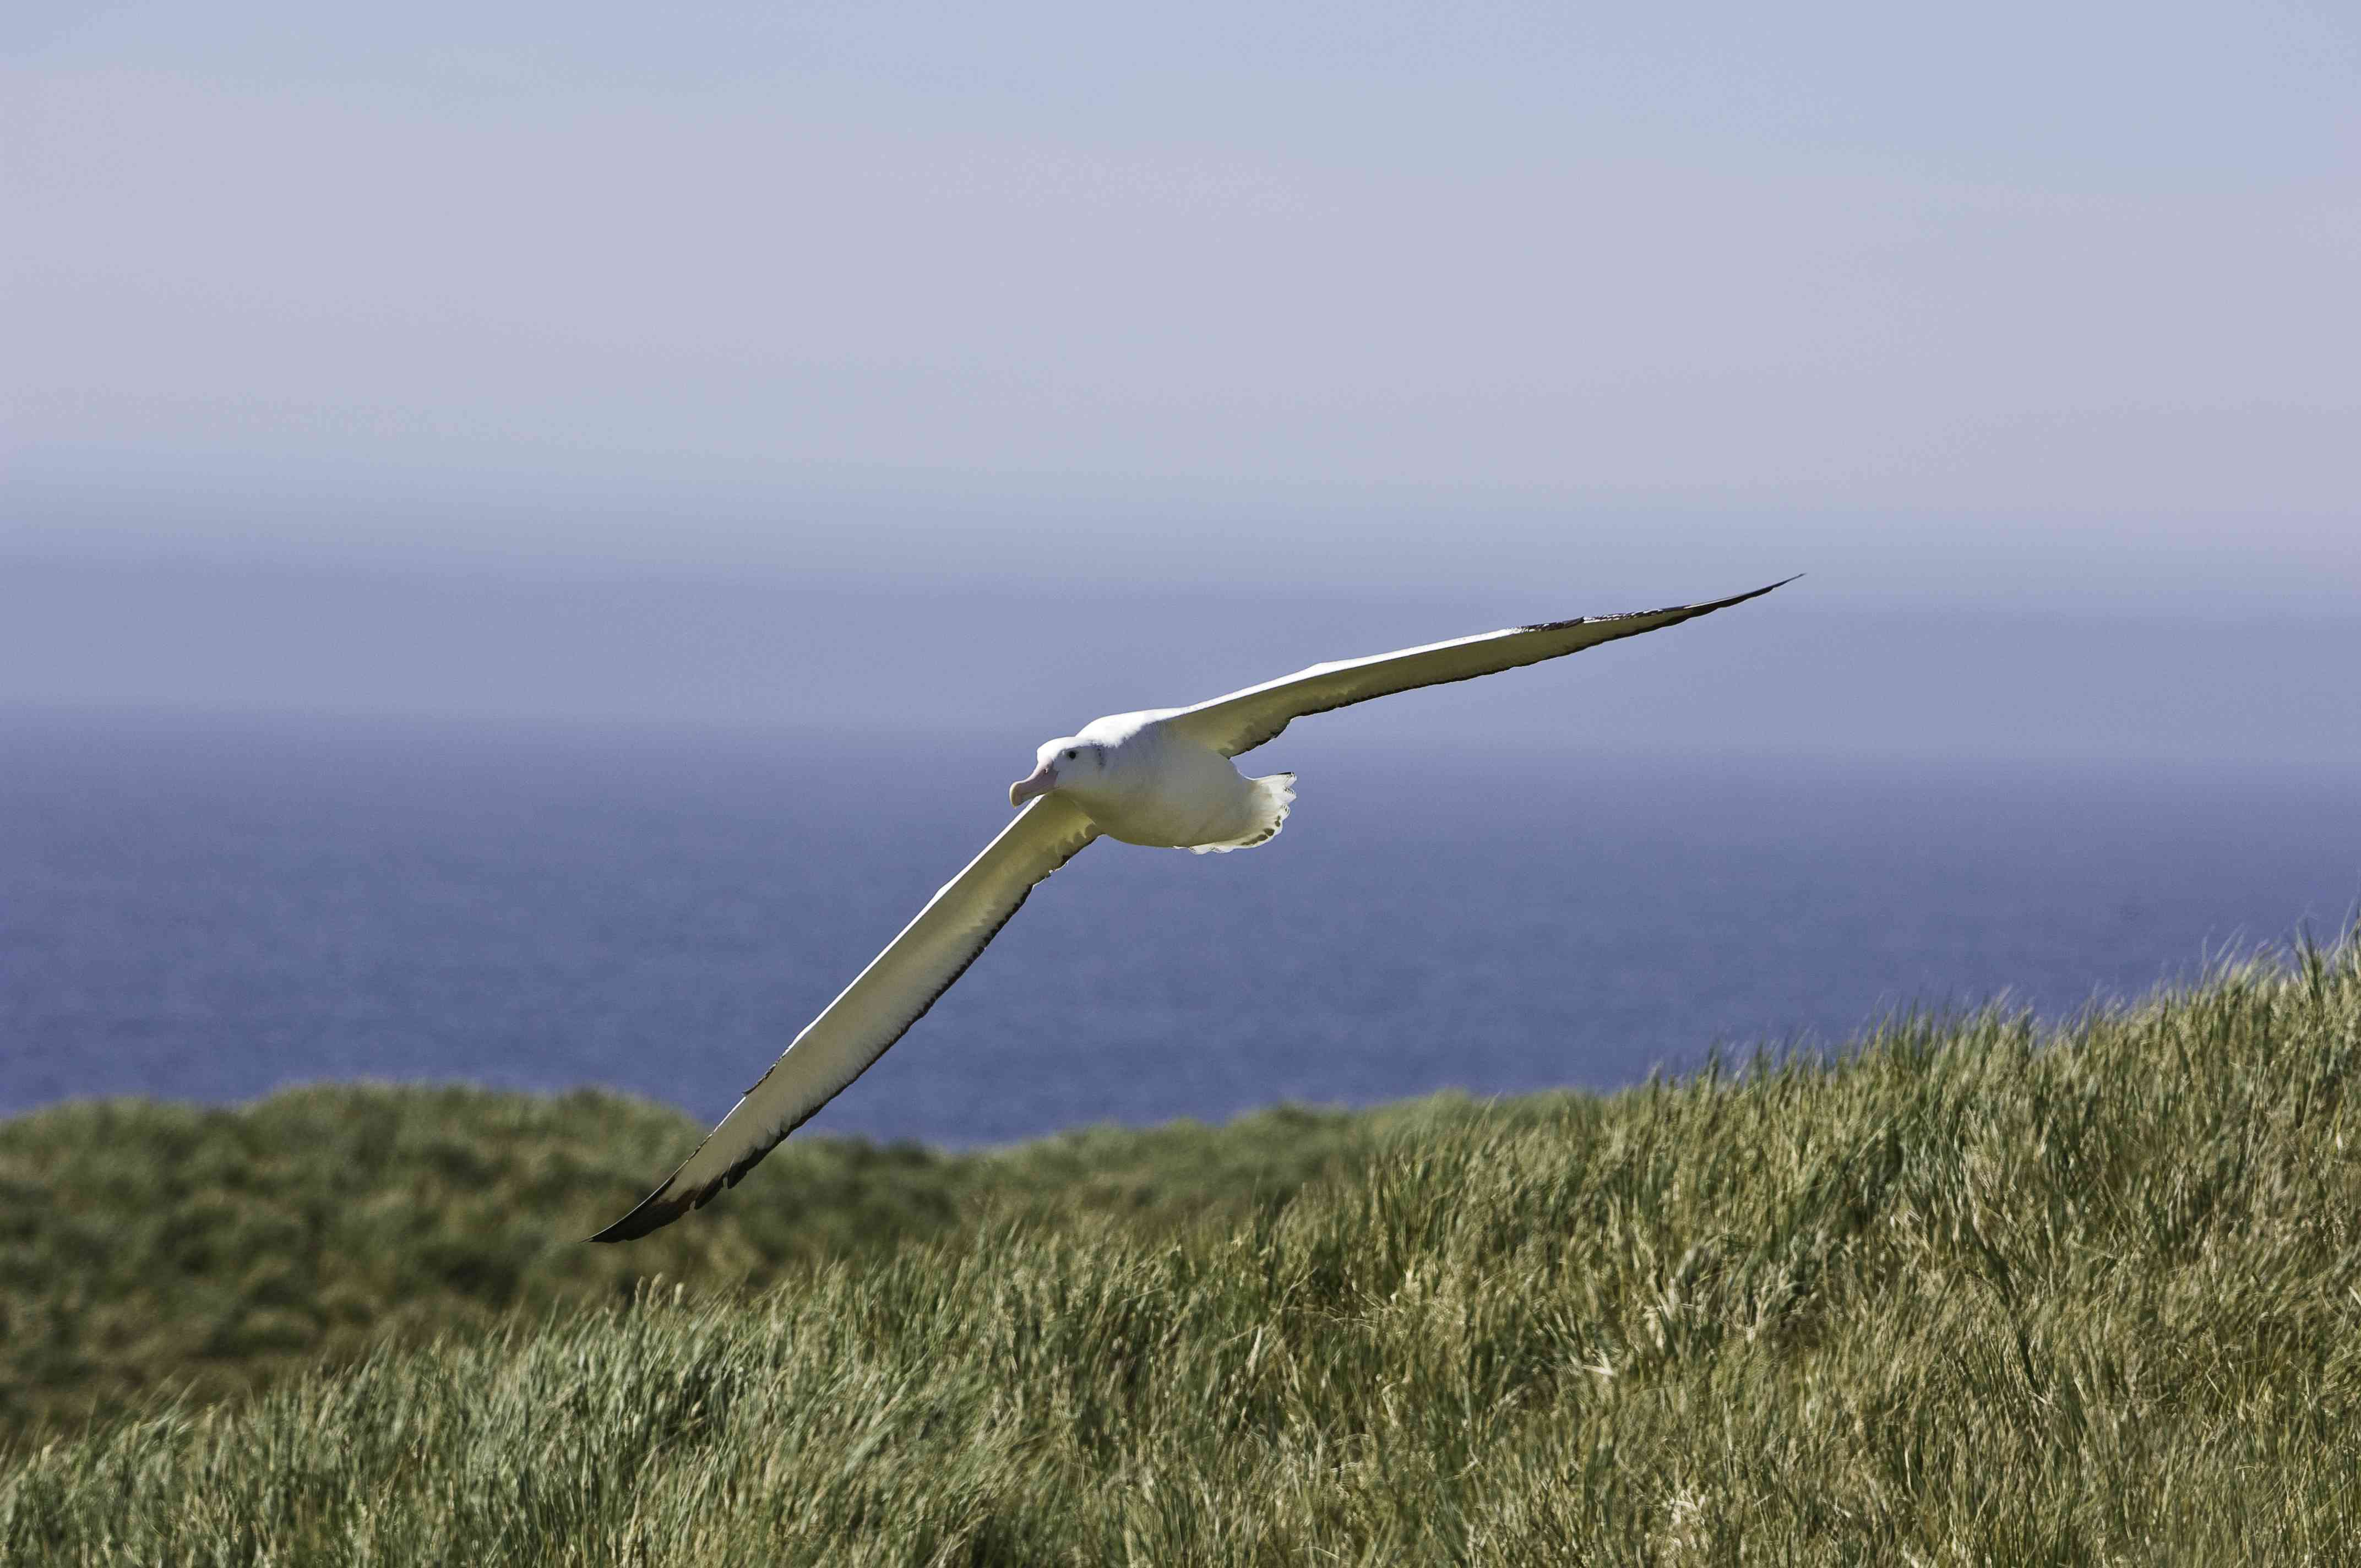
591 577 1795 1240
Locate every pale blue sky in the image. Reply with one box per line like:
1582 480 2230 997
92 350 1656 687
3 2 2356 743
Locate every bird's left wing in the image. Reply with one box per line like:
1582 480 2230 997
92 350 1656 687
1163 578 1797 757
591 796 1100 1241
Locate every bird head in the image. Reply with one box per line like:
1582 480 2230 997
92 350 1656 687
1010 739 1100 807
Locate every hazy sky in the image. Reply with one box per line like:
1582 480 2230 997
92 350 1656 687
3 2 2357 737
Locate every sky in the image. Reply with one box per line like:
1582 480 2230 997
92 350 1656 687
3 2 2357 752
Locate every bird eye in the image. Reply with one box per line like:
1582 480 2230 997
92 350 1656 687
1063 749 1077 760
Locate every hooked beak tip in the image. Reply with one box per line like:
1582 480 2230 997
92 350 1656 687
1010 768 1056 808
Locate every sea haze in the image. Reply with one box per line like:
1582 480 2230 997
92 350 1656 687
5 707 2357 1146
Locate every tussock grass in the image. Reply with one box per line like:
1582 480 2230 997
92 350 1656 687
7 941 2361 1561
0 1085 1428 1445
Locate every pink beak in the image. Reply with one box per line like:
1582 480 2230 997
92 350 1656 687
1009 762 1057 808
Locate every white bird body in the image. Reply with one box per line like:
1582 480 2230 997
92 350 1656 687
590 577 1794 1241
1032 711 1294 852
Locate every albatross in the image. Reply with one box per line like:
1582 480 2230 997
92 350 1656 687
590 576 1794 1241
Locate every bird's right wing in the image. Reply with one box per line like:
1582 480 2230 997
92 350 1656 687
590 796 1100 1242
1163 578 1797 757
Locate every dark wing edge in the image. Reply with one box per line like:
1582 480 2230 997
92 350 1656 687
1513 574 1800 640
1171 575 1800 757
587 800 1101 1243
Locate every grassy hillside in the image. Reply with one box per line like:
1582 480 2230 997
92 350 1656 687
0 1082 1457 1445
6 941 2361 1562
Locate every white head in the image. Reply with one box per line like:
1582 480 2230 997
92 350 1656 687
1009 738 1105 807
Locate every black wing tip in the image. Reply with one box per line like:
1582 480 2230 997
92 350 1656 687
586 1177 716 1244
1698 573 1803 613
1517 574 1801 635
586 1133 788 1243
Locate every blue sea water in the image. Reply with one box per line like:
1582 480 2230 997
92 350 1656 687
4 707 2357 1146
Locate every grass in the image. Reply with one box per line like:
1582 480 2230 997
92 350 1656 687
0 1083 1433 1446
6 939 2361 1562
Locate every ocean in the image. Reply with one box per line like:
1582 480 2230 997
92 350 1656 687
6 706 2357 1146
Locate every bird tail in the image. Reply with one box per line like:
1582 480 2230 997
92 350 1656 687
1189 773 1296 854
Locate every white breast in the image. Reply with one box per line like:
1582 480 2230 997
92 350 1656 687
1072 716 1259 849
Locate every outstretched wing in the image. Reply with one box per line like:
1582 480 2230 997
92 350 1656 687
591 796 1101 1241
1165 578 1797 758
